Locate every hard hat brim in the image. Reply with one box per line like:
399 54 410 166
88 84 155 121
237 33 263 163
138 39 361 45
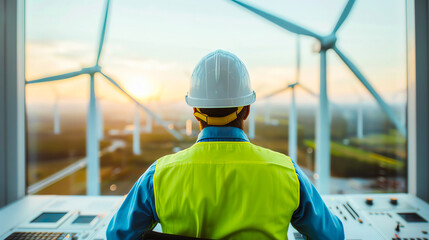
185 91 256 108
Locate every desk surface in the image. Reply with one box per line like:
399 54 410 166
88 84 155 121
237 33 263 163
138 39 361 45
0 194 428 240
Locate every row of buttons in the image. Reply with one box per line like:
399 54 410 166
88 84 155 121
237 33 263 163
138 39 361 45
366 197 398 206
392 238 428 240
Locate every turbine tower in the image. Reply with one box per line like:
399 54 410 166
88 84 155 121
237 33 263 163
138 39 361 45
96 97 104 140
146 86 164 133
231 0 406 193
264 100 271 125
133 104 141 155
53 88 60 135
357 103 364 139
26 0 183 195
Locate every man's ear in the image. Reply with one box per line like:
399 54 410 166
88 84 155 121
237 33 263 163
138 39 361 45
243 105 250 120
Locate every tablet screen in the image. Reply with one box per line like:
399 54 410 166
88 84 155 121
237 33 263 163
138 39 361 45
31 212 68 223
72 215 97 224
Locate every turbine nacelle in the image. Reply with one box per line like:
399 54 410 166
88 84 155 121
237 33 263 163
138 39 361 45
288 82 298 89
320 34 337 51
82 65 102 75
313 34 337 53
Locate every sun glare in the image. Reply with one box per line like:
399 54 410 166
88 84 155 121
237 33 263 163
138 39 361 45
123 76 157 101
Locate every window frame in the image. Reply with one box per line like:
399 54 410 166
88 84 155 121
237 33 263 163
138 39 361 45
407 0 429 202
1 0 428 207
0 0 26 207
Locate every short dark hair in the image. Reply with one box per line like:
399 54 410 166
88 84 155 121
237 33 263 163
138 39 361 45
194 106 249 129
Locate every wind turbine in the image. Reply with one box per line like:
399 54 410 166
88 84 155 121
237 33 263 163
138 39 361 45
262 35 303 164
391 89 407 129
357 102 364 139
26 0 183 195
145 86 164 133
231 0 406 194
133 105 141 155
351 87 364 139
52 87 61 135
264 100 271 124
146 111 153 133
96 97 104 140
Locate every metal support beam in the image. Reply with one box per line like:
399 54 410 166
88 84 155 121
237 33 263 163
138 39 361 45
86 74 100 195
0 0 26 207
133 104 141 155
315 50 330 194
0 0 6 207
289 88 298 163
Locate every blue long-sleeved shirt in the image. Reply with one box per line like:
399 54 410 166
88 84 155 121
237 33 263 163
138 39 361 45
107 127 344 240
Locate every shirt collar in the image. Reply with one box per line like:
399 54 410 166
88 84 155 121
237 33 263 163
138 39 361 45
196 126 250 143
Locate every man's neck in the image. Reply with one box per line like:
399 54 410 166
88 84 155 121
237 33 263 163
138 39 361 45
200 125 244 131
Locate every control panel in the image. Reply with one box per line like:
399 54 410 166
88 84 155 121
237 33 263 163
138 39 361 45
0 196 124 240
288 194 429 240
0 194 428 240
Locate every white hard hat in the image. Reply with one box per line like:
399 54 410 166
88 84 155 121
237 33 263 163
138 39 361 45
185 49 256 108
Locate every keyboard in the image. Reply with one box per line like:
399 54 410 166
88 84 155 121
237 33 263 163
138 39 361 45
5 232 77 240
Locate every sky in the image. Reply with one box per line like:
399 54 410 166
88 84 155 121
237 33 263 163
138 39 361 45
25 0 407 108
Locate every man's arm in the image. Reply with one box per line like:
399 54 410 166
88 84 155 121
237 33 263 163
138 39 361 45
290 160 345 240
106 162 159 240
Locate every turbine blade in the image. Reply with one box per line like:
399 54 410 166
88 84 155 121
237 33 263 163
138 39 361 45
96 0 111 66
333 46 406 136
26 69 87 84
100 72 183 140
332 0 356 33
262 86 290 100
296 83 343 110
297 83 318 98
230 0 322 40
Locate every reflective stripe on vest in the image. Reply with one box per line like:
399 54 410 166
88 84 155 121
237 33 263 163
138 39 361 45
153 142 300 239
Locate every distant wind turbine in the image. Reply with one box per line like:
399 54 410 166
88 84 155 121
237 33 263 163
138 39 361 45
357 102 364 139
262 36 304 164
133 105 141 155
53 88 60 135
264 100 271 124
231 0 406 194
26 0 183 195
145 85 164 133
351 87 364 139
96 97 104 140
146 112 153 133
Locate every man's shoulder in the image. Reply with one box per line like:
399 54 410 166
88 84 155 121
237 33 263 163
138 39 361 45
155 142 295 170
249 143 292 161
155 144 197 167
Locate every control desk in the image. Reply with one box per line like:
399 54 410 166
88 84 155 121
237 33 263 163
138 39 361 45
0 194 428 240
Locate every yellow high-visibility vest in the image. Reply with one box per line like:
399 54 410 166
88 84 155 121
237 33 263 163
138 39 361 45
153 142 300 239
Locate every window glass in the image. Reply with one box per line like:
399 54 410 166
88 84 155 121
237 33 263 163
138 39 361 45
26 0 407 195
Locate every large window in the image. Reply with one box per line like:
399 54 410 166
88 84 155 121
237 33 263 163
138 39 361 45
25 0 407 195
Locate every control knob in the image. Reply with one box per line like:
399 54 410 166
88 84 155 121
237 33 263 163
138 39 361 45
365 197 373 206
390 197 398 205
